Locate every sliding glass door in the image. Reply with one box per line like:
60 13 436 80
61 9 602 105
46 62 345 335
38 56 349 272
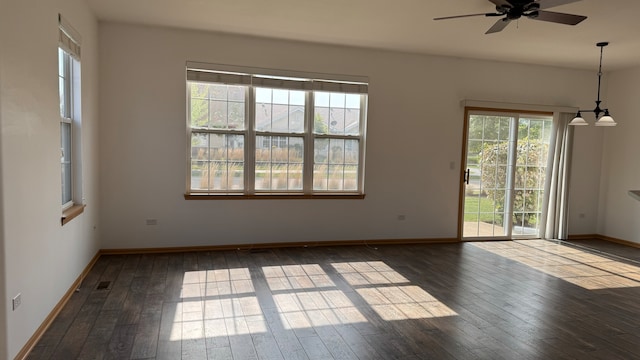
461 110 553 240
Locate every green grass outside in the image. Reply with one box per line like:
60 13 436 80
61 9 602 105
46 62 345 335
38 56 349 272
464 196 502 223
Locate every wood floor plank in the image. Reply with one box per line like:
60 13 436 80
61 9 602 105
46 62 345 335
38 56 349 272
298 335 333 360
130 311 162 359
117 288 146 325
79 256 110 291
252 332 285 360
156 301 182 360
313 325 357 360
228 333 258 360
331 324 383 360
105 324 137 359
207 346 233 360
110 255 137 289
76 309 120 360
48 289 108 359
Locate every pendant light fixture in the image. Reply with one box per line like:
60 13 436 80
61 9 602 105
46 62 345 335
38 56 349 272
570 42 616 127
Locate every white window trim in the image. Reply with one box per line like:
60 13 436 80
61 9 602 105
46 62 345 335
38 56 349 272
185 64 368 197
59 14 84 222
462 100 577 114
60 48 74 210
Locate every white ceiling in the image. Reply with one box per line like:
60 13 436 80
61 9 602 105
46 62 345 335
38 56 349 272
86 0 640 71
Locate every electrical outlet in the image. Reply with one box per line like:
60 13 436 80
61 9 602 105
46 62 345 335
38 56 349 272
146 218 158 225
12 293 21 311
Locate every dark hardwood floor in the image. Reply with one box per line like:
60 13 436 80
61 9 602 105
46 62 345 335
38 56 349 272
27 239 640 359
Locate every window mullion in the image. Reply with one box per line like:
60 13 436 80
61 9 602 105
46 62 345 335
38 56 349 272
246 86 256 195
186 84 193 195
358 95 367 193
504 115 519 239
304 91 315 194
313 134 360 140
255 130 305 138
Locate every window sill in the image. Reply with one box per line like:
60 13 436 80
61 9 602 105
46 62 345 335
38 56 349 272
61 204 85 225
184 193 366 200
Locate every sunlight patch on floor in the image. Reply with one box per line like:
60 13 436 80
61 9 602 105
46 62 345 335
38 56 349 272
471 240 640 290
171 259 457 340
264 264 368 329
274 290 367 329
173 295 268 341
263 264 335 290
333 262 457 320
331 261 410 286
174 268 266 341
357 285 457 320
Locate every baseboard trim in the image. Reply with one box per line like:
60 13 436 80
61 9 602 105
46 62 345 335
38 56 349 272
14 251 101 360
101 237 460 255
567 234 600 240
568 234 640 248
596 234 640 248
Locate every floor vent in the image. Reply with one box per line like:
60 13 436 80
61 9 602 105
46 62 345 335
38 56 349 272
96 281 111 290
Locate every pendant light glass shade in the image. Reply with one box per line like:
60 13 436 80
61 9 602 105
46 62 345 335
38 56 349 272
595 110 616 126
569 112 588 126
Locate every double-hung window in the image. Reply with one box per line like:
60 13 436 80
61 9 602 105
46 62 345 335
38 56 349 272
59 47 73 207
186 64 368 198
58 14 83 223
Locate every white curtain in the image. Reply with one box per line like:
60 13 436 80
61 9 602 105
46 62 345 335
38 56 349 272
539 112 574 240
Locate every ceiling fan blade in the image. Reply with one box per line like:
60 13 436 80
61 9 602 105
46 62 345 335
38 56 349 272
531 10 587 25
486 18 511 34
537 0 582 10
487 0 511 6
434 13 499 21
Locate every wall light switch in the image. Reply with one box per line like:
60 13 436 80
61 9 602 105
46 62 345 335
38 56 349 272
12 293 21 311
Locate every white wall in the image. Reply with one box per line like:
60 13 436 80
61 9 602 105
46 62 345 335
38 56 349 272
568 119 605 234
99 22 602 249
0 0 100 358
597 66 640 243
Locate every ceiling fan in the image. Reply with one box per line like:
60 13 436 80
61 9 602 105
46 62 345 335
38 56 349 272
434 0 587 34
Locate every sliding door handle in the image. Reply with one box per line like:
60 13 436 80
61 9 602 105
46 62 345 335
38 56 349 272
464 169 470 185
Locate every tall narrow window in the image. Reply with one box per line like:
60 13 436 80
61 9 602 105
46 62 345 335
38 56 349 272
190 82 247 192
186 64 368 197
255 88 305 191
313 92 362 191
59 48 73 207
58 15 83 223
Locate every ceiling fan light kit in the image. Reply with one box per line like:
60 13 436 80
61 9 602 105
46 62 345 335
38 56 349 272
569 42 616 127
433 0 587 34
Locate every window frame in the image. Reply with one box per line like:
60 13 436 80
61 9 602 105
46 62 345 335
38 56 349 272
58 14 85 224
185 64 368 198
59 48 74 210
460 108 554 240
